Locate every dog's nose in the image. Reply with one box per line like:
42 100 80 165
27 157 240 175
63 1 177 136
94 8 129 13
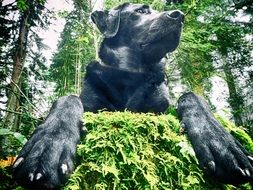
167 10 184 22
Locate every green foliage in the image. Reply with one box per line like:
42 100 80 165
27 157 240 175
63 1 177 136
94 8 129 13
0 127 27 159
215 114 253 154
0 166 18 190
64 111 251 190
204 0 253 126
165 0 252 125
16 0 29 11
49 2 95 96
0 128 27 145
170 0 216 94
0 0 52 132
105 0 158 9
1 112 252 190
1 0 252 188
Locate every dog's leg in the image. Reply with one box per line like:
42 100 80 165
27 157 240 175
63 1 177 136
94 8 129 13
13 95 84 190
80 65 118 112
177 92 253 185
126 83 170 113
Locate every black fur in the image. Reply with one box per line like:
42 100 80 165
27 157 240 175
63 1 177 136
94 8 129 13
80 61 169 113
177 92 253 185
13 3 253 189
13 95 83 189
80 3 183 113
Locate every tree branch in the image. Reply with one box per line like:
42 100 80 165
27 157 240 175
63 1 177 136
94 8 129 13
0 108 23 115
0 108 42 121
10 79 43 115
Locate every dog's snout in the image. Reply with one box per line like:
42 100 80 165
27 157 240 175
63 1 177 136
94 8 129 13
167 10 184 22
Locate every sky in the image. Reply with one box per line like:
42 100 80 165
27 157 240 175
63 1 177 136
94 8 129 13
2 0 73 64
41 0 73 65
1 0 73 115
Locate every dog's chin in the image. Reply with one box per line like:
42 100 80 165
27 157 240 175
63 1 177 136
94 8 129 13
140 32 181 52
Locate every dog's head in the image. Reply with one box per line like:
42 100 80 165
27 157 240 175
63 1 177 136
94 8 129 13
91 3 184 62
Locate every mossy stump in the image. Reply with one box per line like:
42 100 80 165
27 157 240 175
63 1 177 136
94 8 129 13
64 111 252 190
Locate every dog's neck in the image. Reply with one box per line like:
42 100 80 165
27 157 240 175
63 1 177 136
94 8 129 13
99 40 163 73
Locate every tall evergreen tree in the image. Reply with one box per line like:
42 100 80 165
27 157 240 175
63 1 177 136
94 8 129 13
49 1 96 96
2 0 51 130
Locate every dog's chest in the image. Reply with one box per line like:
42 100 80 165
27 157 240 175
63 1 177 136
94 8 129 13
85 62 164 98
86 62 146 87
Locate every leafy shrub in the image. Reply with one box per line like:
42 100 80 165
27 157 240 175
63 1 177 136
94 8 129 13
215 114 253 154
0 128 27 159
64 111 252 190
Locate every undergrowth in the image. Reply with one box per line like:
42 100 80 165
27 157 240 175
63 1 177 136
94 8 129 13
64 111 252 190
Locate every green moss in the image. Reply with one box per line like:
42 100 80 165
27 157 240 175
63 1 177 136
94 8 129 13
215 114 253 154
64 111 251 190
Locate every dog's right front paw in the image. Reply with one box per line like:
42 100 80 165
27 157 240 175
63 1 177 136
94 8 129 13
13 123 81 189
13 95 83 189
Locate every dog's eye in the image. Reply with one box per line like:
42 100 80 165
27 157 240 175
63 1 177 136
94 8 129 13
136 9 144 14
136 9 149 14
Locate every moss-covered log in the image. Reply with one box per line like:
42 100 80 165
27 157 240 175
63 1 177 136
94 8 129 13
64 111 252 190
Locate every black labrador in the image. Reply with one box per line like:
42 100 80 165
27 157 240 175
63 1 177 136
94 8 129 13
13 3 253 189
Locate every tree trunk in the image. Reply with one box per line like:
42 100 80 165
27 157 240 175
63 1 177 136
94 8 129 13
223 64 244 126
75 43 81 95
91 0 105 11
91 0 105 60
4 10 30 130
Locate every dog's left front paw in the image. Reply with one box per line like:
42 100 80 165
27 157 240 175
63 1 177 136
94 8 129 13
177 92 253 185
186 120 253 185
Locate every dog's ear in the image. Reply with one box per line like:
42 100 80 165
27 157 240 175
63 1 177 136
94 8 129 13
91 9 120 38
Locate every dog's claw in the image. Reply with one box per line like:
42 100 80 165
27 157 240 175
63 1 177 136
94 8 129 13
29 173 34 182
207 161 215 173
82 127 87 133
61 164 68 174
177 92 253 185
13 96 83 189
36 173 42 180
238 167 246 176
13 157 24 168
248 156 253 162
245 168 250 177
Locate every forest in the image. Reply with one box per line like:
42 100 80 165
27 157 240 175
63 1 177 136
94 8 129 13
0 0 252 189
